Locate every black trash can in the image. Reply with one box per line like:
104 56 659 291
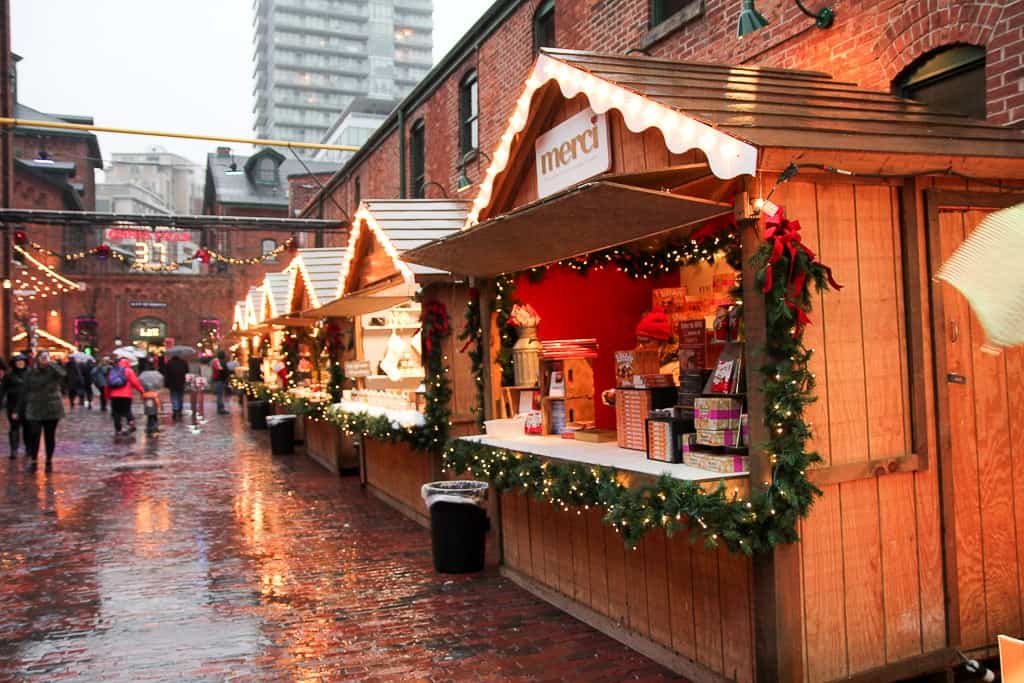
268 415 296 455
248 400 268 430
421 481 489 573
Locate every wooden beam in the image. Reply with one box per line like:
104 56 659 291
806 453 922 486
839 647 958 682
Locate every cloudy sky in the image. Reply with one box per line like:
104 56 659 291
11 0 489 169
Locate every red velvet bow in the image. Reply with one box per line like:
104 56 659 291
94 244 111 260
194 248 211 265
761 210 841 337
13 230 27 246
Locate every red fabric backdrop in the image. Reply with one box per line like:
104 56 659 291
514 266 675 429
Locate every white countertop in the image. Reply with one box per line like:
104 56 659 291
462 434 748 482
331 401 425 428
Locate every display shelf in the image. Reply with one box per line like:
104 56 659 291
462 433 749 482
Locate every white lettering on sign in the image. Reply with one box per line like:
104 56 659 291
138 327 163 338
534 107 611 199
344 360 372 378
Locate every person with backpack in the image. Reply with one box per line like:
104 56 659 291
164 353 188 421
1 353 29 458
91 357 111 412
211 350 230 415
105 357 144 437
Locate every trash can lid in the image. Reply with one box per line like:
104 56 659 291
421 480 488 507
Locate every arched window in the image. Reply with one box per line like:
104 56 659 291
410 119 426 198
893 45 987 118
256 156 277 184
261 238 277 263
533 1 556 55
459 70 479 157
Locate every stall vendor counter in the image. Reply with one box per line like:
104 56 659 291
304 419 358 474
464 434 754 682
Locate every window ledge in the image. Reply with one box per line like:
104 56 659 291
639 0 705 51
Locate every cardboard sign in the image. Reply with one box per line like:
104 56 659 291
344 360 372 378
534 107 610 198
677 319 707 370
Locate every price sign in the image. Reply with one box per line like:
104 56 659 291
344 360 372 378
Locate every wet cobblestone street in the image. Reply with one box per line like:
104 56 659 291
0 399 679 682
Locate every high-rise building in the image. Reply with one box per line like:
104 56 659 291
252 0 433 152
100 147 202 214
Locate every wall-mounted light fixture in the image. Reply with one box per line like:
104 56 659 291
737 0 834 38
457 150 492 193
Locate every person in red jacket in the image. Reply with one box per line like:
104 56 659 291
105 357 145 436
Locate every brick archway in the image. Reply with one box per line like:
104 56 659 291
872 0 1001 84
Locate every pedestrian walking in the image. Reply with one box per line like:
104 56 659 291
79 357 94 409
1 353 29 458
106 357 144 437
90 357 111 412
211 350 230 415
138 368 164 436
164 353 188 421
23 351 65 472
64 358 83 408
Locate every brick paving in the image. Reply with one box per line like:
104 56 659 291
0 397 681 682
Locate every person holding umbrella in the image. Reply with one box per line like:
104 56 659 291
23 351 65 472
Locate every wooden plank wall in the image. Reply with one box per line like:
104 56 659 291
937 206 1024 653
501 492 756 682
363 438 436 521
766 179 946 681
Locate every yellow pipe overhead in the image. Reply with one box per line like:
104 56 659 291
0 117 360 153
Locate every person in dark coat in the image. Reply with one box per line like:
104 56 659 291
1 353 29 458
91 357 111 412
164 353 188 421
24 351 66 472
64 358 83 408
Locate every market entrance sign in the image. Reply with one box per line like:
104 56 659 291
534 107 610 199
130 316 167 341
105 227 190 242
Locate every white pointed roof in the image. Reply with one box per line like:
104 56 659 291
262 271 292 318
245 286 266 326
286 247 347 310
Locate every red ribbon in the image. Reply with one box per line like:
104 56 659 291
761 210 842 337
422 301 449 357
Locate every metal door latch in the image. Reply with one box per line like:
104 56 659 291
947 373 968 384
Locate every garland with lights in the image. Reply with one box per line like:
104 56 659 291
458 288 485 430
493 274 518 387
441 213 838 552
17 231 297 272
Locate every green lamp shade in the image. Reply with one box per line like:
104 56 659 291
737 0 769 37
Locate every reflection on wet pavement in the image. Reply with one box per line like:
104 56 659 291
0 398 680 681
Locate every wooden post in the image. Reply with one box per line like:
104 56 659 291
740 208 804 683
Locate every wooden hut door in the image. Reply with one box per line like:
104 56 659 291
930 192 1024 654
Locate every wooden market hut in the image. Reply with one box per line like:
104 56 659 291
403 49 1024 683
304 199 478 523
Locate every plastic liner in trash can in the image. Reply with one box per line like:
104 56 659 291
267 414 296 455
248 400 268 430
421 481 489 573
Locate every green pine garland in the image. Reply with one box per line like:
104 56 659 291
493 274 517 387
458 288 485 430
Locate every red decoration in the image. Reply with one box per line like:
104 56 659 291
761 209 842 336
286 238 298 253
94 244 110 260
422 301 449 357
194 248 211 264
13 229 27 246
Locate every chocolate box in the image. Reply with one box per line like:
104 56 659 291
696 428 740 448
693 396 743 431
684 451 750 474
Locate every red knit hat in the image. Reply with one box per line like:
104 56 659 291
636 307 672 341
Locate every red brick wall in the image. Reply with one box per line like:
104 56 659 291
12 132 96 209
50 273 237 352
305 0 1022 216
288 173 337 216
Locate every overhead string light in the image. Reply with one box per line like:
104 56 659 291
20 235 296 271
